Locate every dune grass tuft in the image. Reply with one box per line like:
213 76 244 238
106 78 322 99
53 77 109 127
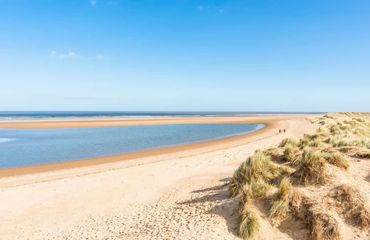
230 151 290 197
279 138 299 148
311 208 341 240
309 139 322 147
241 181 271 203
283 145 301 166
269 199 290 220
239 207 260 240
290 190 341 240
277 177 293 201
354 151 370 159
269 178 293 224
230 161 249 197
293 150 328 185
298 139 310 148
322 151 350 170
330 185 370 228
330 138 370 148
337 146 361 154
263 147 284 162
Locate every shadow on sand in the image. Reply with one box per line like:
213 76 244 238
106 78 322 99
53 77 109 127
178 177 310 240
178 177 240 237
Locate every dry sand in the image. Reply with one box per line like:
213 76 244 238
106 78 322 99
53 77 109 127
0 116 317 239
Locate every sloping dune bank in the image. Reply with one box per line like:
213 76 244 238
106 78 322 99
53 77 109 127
0 116 316 239
230 113 370 240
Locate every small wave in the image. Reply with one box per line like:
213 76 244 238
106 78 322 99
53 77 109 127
0 138 14 143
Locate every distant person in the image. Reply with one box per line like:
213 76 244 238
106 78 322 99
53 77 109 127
284 129 286 133
279 129 281 133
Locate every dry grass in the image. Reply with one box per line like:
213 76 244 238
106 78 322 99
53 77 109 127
336 146 361 154
309 139 322 147
277 177 292 201
263 147 284 162
354 151 370 159
283 145 301 166
290 190 341 240
269 178 293 224
269 199 290 221
239 207 260 240
230 151 290 197
293 150 328 185
241 181 271 203
289 190 310 220
317 113 370 148
329 185 370 228
231 113 369 239
331 139 370 148
230 161 249 197
297 132 328 148
279 138 299 148
322 151 350 170
311 207 341 240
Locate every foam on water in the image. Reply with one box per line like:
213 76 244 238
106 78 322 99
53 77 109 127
0 138 14 143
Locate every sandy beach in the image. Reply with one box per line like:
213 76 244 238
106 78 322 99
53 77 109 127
3 0 369 238
0 115 316 239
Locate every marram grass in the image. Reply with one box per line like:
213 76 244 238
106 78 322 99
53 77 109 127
239 208 260 240
269 199 290 220
322 151 350 170
294 150 328 185
230 151 290 197
230 113 370 239
241 181 271 203
279 138 299 148
277 177 292 201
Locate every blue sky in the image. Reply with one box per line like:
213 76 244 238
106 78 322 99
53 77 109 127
0 0 369 112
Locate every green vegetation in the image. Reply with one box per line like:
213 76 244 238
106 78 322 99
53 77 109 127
322 151 350 170
283 145 301 166
229 113 370 240
276 177 292 201
269 178 292 223
294 150 328 185
229 151 290 197
239 208 260 240
279 138 298 148
269 199 290 220
241 181 271 203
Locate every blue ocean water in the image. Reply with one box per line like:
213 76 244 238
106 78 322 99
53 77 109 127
0 124 263 169
0 111 322 119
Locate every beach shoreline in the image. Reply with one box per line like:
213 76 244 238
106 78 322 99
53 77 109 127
0 115 318 240
0 115 300 129
0 115 301 178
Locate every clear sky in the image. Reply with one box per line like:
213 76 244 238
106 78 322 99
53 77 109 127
0 0 369 112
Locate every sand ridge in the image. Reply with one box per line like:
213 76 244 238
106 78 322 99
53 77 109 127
0 115 300 129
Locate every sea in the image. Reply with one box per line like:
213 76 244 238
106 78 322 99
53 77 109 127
0 123 263 169
0 111 322 119
0 111 322 169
